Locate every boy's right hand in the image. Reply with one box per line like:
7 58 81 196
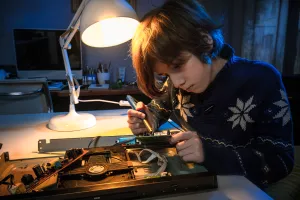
127 102 154 135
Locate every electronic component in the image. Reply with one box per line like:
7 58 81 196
115 137 136 145
136 135 172 145
8 183 26 195
21 174 34 186
32 164 44 179
25 149 89 193
65 148 83 159
46 158 62 171
60 154 133 182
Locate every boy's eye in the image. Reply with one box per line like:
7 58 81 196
172 65 181 70
155 73 168 78
154 73 168 83
156 73 167 76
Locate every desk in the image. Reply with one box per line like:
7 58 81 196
0 110 272 200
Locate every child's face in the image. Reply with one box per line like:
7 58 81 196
154 52 212 93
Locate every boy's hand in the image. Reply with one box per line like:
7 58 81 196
127 102 154 135
170 131 204 163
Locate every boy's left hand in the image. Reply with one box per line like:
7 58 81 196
170 131 204 163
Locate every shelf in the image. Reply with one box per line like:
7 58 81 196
50 85 142 97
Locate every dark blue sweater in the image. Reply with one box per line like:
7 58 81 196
148 55 294 188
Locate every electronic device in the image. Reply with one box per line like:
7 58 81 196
13 29 82 80
0 144 217 200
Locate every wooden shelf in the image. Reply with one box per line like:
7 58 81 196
51 85 142 97
50 85 149 112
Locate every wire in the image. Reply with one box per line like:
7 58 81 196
83 99 185 133
88 136 101 148
79 99 120 104
79 99 130 107
127 149 168 177
80 97 184 133
110 156 123 162
0 174 14 186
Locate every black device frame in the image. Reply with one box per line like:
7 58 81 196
0 145 218 200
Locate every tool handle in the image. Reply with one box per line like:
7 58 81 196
126 95 153 133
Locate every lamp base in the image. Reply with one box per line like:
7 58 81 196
48 105 96 132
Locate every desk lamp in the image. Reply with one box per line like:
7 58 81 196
48 0 139 131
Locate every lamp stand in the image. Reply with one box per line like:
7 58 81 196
48 0 97 132
48 104 96 132
47 0 139 132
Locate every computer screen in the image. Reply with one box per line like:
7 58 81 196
13 29 82 80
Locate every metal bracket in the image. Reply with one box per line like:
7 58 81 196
38 136 130 153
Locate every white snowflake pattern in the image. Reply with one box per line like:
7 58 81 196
273 89 291 126
227 96 256 131
175 91 195 122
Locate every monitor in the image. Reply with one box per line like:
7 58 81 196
13 29 82 80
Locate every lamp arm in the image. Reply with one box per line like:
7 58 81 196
60 19 80 104
59 0 89 104
67 0 89 31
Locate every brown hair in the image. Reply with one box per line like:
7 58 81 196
131 0 224 98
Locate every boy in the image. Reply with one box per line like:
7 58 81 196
127 0 294 188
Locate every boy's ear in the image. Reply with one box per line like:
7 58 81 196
197 29 214 50
201 33 213 47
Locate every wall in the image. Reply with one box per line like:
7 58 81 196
0 0 293 82
0 0 166 83
83 0 167 83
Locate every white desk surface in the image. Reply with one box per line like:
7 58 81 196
0 109 272 200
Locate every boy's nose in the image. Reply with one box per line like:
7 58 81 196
170 75 185 88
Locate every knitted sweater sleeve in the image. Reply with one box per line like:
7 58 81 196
147 78 173 131
202 70 294 187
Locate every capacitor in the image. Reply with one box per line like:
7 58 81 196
66 148 83 159
41 163 48 173
76 148 83 156
21 174 34 185
65 149 76 159
32 164 44 179
46 158 62 170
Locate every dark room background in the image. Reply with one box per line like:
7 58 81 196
201 0 299 76
0 0 299 81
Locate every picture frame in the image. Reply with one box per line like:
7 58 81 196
71 0 137 13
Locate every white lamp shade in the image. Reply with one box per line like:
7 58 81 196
80 0 139 47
